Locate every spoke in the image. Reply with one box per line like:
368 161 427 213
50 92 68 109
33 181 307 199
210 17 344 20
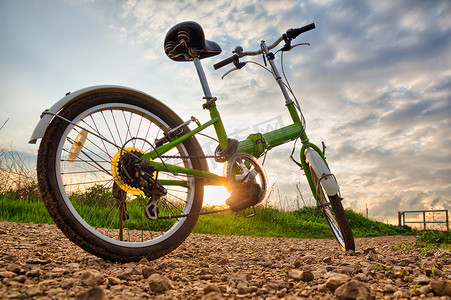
83 115 113 159
106 207 119 234
101 110 118 146
142 121 154 150
166 188 188 194
89 114 111 159
78 119 113 160
165 192 188 204
61 170 106 176
122 110 133 146
64 138 111 175
136 115 144 149
64 179 111 187
111 110 123 146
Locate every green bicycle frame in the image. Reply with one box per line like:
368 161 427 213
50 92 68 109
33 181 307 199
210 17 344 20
141 47 328 203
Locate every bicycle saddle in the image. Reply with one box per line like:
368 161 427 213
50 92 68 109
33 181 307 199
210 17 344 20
164 21 221 62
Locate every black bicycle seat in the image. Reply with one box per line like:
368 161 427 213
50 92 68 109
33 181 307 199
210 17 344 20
164 21 221 62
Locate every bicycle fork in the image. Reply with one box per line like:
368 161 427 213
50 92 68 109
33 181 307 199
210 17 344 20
260 40 339 202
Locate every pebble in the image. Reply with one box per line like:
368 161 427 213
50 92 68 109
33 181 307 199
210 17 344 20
430 279 451 296
148 273 173 293
76 286 104 300
326 273 351 290
1 221 450 299
334 280 371 300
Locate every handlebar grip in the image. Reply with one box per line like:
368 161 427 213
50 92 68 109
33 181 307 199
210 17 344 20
286 23 316 39
213 54 238 70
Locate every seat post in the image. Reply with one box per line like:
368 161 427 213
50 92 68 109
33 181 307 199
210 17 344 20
192 57 229 150
193 57 213 99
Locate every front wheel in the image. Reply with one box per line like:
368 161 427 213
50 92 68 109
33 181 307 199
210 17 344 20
309 165 355 252
37 91 207 262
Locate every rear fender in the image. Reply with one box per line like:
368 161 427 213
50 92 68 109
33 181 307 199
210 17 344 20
29 85 208 172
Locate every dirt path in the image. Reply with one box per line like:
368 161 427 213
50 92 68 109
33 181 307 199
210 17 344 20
0 221 450 299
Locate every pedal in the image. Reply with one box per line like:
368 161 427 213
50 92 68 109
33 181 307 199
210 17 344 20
226 182 262 212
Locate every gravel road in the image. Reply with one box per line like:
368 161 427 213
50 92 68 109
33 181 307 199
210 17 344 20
0 221 450 299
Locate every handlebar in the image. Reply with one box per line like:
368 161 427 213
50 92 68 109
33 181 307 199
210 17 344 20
286 23 316 40
213 23 315 70
213 54 239 70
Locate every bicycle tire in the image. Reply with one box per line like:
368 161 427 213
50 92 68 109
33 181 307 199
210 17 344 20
309 165 355 252
37 91 207 262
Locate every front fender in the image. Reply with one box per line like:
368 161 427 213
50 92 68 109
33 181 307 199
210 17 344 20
29 85 209 172
304 147 340 196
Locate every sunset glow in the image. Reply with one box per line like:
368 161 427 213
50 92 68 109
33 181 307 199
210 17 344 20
203 186 230 207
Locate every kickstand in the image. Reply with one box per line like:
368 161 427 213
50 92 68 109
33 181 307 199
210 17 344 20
112 182 129 241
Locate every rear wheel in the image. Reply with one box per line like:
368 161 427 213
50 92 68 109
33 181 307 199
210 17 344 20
37 92 206 262
309 165 355 252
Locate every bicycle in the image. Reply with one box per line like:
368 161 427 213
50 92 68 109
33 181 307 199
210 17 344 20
29 21 355 262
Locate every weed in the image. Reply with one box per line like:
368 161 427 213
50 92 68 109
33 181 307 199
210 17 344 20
399 269 408 277
391 243 414 253
415 230 451 245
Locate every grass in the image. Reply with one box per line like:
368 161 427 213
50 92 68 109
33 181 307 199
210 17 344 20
1 191 414 239
0 192 54 224
414 230 451 249
193 206 412 239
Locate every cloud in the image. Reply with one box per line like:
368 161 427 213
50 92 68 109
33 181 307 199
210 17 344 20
107 0 451 219
2 0 449 223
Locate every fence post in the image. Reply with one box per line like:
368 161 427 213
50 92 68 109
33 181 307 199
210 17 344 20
403 213 405 228
447 210 449 231
398 211 402 227
423 211 426 230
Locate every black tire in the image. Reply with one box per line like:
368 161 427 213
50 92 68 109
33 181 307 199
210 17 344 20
37 91 207 262
309 165 355 252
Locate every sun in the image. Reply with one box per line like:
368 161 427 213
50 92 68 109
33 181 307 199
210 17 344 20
203 186 230 206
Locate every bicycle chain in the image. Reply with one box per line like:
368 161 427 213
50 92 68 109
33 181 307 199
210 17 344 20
153 207 232 220
160 154 226 160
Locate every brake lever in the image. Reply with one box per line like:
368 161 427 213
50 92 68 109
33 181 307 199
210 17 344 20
289 42 310 50
221 67 239 80
221 61 247 80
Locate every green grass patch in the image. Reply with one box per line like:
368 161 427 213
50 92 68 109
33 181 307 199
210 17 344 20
193 206 335 239
0 192 415 239
193 206 412 239
0 193 53 224
414 230 451 250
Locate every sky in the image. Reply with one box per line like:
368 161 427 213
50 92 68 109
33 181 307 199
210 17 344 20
0 0 450 224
